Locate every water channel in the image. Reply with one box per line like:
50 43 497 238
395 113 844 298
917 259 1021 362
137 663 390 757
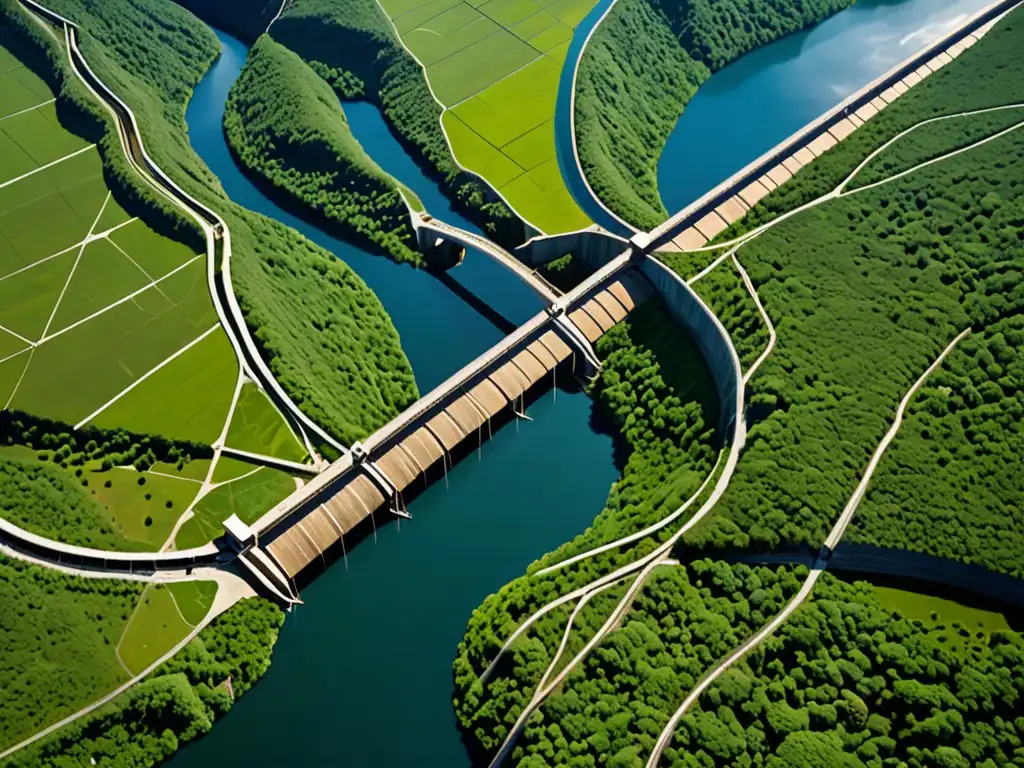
172 28 619 768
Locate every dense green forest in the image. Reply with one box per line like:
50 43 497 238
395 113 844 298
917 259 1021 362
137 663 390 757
1 0 419 448
733 11 1024 234
574 0 853 229
0 558 143 751
680 11 1024 576
173 0 281 42
225 36 421 265
514 570 1024 767
264 0 523 245
686 127 1024 561
5 596 284 767
690 260 769 371
850 317 1024 579
454 300 721 755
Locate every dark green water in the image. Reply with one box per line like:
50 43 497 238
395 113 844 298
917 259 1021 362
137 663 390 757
172 28 619 768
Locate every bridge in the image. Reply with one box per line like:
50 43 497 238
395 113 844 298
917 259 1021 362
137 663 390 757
246 253 652 597
649 0 1012 252
413 213 562 303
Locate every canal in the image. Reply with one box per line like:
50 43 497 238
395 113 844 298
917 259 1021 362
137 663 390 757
171 27 620 768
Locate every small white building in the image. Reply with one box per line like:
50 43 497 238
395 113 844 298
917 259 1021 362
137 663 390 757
223 514 255 553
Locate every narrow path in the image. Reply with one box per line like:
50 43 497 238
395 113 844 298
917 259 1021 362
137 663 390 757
644 327 971 767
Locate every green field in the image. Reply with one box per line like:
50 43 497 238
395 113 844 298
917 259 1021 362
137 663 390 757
175 467 297 549
873 585 1010 635
93 466 205 549
0 42 240 447
117 581 217 675
380 0 592 233
224 382 307 462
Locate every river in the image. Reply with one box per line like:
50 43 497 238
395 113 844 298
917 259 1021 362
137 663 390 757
655 0 997 215
171 28 619 768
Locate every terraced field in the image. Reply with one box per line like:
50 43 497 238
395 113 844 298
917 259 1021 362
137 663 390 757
379 0 594 233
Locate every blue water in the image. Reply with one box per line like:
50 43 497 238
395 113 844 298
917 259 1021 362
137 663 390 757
187 30 542 392
172 26 621 768
553 0 634 236
655 0 996 214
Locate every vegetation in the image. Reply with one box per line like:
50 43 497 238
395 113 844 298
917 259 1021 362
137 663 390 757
224 382 307 462
454 300 720 756
733 11 1024 234
225 36 423 265
116 582 214 675
690 259 769 371
510 561 805 765
850 317 1024 579
574 0 853 229
262 0 524 244
6 596 285 768
1 0 419 450
173 0 282 43
0 556 142 751
659 575 1024 768
174 466 297 549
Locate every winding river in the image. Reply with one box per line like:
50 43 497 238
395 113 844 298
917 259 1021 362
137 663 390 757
171 28 619 768
174 0 997 762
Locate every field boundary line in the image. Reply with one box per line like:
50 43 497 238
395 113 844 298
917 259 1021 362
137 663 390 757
368 0 550 235
0 143 94 190
39 253 202 344
106 236 171 301
146 469 203 484
40 192 110 339
0 323 37 349
0 217 137 284
0 97 56 121
3 348 34 409
0 346 31 366
73 323 219 430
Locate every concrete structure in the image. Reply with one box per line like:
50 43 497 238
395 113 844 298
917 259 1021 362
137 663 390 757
650 0 1017 253
414 213 560 303
515 225 631 269
256 267 656 584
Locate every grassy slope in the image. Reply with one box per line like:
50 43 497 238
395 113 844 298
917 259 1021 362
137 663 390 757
224 35 422 265
5 0 418 449
574 0 854 229
266 0 525 246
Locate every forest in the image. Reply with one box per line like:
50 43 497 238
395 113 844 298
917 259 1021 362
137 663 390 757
224 35 422 265
243 0 525 246
453 300 721 756
2 0 420 450
512 569 1024 768
573 0 854 229
5 595 284 768
681 11 1024 578
850 317 1024 579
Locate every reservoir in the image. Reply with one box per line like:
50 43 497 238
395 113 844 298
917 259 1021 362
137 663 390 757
655 0 997 215
172 27 620 768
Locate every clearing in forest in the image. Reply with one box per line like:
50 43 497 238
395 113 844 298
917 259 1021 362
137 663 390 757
379 0 593 233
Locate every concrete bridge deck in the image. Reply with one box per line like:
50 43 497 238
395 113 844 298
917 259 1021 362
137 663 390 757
650 0 1016 252
255 266 653 583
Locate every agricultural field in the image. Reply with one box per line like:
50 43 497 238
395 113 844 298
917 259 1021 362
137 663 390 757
0 43 236 443
379 0 594 233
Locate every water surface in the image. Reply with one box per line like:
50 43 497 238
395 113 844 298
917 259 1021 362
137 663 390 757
656 0 996 214
173 27 620 768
